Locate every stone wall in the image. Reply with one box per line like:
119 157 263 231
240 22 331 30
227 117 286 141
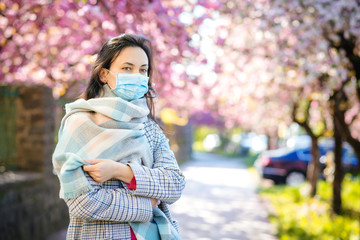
15 84 55 172
0 84 68 240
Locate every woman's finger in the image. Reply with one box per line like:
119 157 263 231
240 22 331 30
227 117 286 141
84 159 102 165
83 164 96 172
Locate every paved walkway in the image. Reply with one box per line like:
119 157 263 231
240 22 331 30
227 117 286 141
47 152 278 240
169 152 278 240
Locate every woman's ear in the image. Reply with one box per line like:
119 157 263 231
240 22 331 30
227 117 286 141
99 68 108 83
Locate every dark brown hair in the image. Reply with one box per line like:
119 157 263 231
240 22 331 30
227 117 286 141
84 33 158 122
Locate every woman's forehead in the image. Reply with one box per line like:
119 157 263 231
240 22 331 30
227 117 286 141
112 47 148 66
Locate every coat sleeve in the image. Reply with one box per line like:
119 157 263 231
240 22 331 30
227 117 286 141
122 121 186 204
64 174 153 222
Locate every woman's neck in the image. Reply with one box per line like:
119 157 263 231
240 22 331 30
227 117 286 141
98 84 118 98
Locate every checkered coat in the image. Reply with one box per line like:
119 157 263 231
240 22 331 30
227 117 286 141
64 119 185 240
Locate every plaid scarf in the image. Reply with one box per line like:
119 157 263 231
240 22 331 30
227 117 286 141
129 208 182 240
52 85 153 199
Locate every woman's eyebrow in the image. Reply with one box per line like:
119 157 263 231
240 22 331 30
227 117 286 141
122 62 148 67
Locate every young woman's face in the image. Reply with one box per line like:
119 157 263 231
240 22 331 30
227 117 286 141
100 46 149 88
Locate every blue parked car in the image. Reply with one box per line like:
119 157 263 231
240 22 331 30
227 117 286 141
255 143 359 185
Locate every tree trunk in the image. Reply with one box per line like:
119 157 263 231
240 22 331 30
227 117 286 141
336 32 360 101
331 33 360 168
307 136 320 197
332 90 360 170
292 102 321 197
332 109 343 214
266 134 278 150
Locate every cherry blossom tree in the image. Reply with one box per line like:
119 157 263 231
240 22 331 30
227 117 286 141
252 0 360 208
2 0 359 206
0 0 209 115
200 0 359 210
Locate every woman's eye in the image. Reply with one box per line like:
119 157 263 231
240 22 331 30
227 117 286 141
122 67 131 71
140 69 148 73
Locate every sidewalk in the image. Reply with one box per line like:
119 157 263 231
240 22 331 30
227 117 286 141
169 152 278 240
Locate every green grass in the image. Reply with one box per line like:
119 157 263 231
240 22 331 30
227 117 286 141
259 175 360 240
241 152 259 167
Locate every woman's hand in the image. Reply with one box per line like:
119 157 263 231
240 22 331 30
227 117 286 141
83 159 134 184
151 198 161 208
83 159 161 207
83 159 119 183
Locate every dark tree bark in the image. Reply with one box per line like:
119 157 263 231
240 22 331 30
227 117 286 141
292 102 321 197
331 89 360 170
307 136 320 197
334 110 360 170
328 32 360 168
332 90 344 214
329 32 360 101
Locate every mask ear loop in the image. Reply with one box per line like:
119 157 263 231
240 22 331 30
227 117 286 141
103 69 113 89
105 81 114 90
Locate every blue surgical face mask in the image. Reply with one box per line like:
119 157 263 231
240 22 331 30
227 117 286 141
105 70 149 101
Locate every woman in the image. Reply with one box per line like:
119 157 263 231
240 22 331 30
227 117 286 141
52 34 185 240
